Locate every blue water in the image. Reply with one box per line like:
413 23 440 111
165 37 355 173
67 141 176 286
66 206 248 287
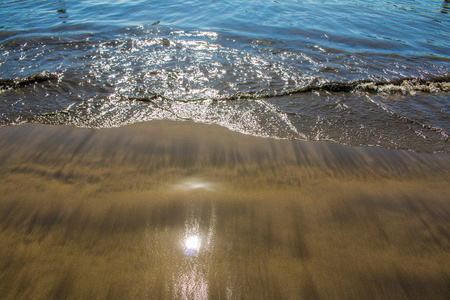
1 0 449 152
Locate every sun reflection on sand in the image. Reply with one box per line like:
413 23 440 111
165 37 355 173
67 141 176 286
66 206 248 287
171 184 217 299
173 264 209 300
184 235 201 256
173 177 216 191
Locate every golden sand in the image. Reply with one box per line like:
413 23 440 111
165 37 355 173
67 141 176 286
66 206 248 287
0 121 449 299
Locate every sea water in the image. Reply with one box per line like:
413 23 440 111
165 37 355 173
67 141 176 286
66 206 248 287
0 0 449 152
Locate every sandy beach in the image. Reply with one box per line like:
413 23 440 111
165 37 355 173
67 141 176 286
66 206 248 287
0 121 449 299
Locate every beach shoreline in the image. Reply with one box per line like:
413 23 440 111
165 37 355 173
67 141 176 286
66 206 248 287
0 121 449 299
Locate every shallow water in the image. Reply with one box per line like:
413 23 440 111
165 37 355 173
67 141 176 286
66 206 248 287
1 0 449 152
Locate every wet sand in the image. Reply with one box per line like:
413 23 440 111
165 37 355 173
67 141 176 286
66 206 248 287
0 121 449 299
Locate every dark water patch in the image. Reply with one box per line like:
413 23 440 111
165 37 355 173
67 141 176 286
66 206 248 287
0 72 58 91
442 0 450 14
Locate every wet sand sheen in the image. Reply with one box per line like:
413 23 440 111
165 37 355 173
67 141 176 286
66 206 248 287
0 121 449 299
